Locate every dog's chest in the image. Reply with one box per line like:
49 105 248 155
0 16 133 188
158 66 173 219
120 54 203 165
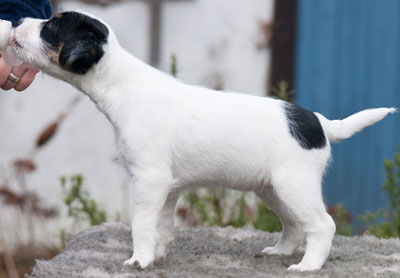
114 131 135 175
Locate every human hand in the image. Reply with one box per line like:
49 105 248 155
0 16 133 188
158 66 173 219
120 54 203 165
0 55 40 91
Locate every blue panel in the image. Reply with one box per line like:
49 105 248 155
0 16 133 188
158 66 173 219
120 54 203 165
295 0 400 223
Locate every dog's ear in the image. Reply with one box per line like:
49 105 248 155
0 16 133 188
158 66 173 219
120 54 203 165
59 38 104 74
58 17 109 74
79 16 109 42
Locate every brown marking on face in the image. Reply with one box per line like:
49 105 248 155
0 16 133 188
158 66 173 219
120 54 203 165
45 41 65 64
54 13 63 19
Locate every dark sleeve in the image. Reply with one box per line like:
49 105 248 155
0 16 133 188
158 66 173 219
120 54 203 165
0 0 53 27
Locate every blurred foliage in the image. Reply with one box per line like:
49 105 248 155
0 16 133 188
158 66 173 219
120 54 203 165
61 174 107 227
328 203 353 236
184 189 226 227
183 189 282 232
170 53 178 77
0 93 79 276
213 73 225 91
360 147 400 238
252 201 282 232
0 244 60 278
60 228 67 249
271 80 294 103
229 193 249 228
59 174 110 248
182 190 354 235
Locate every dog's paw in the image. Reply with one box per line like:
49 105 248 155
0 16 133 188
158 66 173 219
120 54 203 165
288 263 319 272
155 244 167 260
123 254 154 270
155 233 173 260
261 246 293 255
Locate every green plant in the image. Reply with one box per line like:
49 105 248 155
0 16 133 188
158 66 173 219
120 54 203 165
61 175 107 227
252 201 282 232
184 189 226 227
59 229 66 249
360 147 400 238
170 53 177 77
228 193 248 228
271 80 294 102
181 189 283 232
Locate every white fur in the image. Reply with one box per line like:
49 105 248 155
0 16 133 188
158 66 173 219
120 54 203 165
316 108 397 142
0 19 14 51
13 13 396 272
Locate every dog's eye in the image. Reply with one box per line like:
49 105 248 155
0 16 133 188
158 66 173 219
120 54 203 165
47 22 55 30
44 20 58 32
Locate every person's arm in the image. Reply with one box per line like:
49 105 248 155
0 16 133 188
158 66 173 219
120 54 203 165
0 0 53 27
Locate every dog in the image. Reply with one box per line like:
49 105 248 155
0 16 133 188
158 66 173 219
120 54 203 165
12 11 396 271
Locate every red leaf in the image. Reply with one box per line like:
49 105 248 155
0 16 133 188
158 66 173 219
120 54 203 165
37 122 58 147
14 159 37 172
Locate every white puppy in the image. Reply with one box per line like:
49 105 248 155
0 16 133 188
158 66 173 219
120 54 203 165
12 11 396 271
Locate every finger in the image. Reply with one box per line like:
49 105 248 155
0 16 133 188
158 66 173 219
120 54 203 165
14 67 40 91
0 57 13 88
2 63 28 91
28 65 40 73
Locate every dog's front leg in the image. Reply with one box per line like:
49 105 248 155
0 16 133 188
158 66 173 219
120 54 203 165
123 168 173 269
155 192 179 260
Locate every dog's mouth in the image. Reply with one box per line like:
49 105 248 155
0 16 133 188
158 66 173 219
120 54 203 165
13 40 23 49
9 29 23 49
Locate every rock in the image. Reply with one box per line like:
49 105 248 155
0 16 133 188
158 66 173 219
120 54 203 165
29 223 400 278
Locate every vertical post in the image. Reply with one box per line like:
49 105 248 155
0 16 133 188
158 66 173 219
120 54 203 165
269 0 297 95
149 0 162 67
50 0 60 13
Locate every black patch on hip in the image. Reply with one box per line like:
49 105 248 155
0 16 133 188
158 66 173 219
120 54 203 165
284 103 326 150
40 11 109 74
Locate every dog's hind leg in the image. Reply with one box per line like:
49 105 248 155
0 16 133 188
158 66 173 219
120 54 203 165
257 189 304 255
123 167 173 269
289 211 335 271
155 191 179 260
268 167 336 271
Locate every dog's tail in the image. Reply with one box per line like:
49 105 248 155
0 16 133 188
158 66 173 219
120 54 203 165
315 108 397 143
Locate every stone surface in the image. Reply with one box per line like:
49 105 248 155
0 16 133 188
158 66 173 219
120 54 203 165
29 223 400 278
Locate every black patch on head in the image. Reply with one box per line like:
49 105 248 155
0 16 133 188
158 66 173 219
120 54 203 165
284 103 326 150
40 12 109 74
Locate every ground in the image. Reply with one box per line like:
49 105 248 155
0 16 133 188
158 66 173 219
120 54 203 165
29 222 400 278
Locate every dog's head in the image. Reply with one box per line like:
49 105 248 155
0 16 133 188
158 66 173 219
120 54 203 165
13 11 112 79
